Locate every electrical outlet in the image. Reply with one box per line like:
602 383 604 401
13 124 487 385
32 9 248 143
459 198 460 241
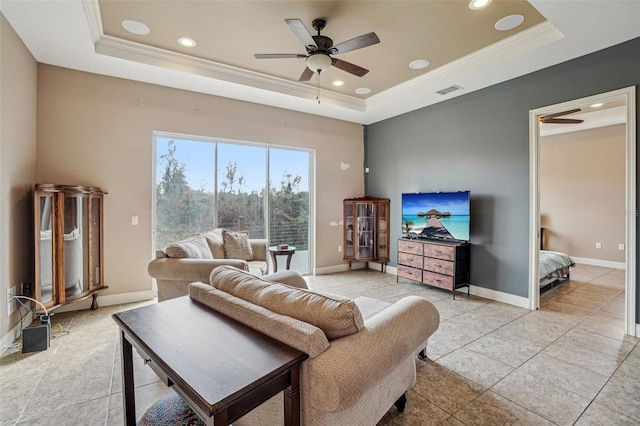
619 244 625 251
596 242 602 249
338 245 342 252
7 286 17 316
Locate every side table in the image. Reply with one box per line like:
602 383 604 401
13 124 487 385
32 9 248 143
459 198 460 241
269 246 296 272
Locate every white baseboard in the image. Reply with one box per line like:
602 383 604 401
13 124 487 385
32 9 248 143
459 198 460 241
468 285 530 309
1 312 35 356
636 323 640 338
49 290 156 313
571 256 625 269
313 262 366 275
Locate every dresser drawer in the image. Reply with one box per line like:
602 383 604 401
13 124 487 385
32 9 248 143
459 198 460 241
398 252 423 269
423 271 453 290
398 239 423 255
398 265 422 282
424 244 455 261
423 258 454 276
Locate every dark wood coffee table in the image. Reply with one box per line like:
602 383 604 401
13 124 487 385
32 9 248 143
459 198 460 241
112 296 307 426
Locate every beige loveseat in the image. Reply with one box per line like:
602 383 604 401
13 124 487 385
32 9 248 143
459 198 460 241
189 265 440 425
148 228 269 302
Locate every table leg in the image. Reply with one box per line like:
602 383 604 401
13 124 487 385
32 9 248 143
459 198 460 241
283 365 301 426
213 410 228 426
285 253 293 270
270 252 278 272
120 330 136 426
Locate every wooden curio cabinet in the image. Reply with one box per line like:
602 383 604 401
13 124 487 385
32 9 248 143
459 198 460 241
343 197 390 271
34 184 108 311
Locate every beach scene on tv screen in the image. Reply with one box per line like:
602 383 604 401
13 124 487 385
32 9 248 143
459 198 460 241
402 192 470 241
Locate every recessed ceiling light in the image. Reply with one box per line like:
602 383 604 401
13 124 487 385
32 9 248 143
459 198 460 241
332 80 345 87
355 87 371 95
178 37 197 48
590 102 604 108
495 14 525 31
469 0 492 10
409 59 430 70
121 20 150 36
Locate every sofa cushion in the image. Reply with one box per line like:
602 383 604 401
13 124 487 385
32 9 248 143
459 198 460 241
203 229 225 259
164 235 213 259
211 266 364 340
222 229 255 261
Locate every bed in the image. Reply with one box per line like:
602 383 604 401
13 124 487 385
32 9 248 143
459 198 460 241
539 228 575 292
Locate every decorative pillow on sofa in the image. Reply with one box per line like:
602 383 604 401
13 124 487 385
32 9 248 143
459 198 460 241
210 266 364 340
222 229 254 261
164 235 213 259
203 229 225 259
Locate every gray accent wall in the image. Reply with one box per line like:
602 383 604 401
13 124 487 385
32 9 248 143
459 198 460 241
365 37 640 319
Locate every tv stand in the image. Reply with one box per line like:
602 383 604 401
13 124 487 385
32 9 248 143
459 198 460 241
397 238 470 299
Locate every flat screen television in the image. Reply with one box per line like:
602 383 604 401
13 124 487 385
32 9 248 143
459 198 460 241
401 191 470 242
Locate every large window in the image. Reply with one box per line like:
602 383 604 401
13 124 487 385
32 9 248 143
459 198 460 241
154 133 312 273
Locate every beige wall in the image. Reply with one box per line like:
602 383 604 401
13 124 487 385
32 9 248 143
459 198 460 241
0 13 38 336
540 124 625 262
36 65 364 300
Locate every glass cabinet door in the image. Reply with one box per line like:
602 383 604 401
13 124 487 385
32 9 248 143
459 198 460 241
36 194 56 307
376 202 389 260
356 202 375 259
62 194 85 300
344 203 355 258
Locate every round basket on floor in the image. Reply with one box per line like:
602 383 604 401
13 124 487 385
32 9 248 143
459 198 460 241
138 392 204 426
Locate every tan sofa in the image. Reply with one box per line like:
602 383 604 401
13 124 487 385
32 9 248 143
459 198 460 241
189 265 440 425
148 228 269 302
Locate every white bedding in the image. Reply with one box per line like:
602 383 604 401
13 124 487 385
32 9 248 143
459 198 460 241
539 250 574 279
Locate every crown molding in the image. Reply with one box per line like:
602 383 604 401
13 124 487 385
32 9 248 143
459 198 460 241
366 20 564 111
83 0 561 116
84 0 364 112
94 35 366 112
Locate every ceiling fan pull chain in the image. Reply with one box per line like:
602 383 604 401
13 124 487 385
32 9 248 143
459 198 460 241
316 71 321 104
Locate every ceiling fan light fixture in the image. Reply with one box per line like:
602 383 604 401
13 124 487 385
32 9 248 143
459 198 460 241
469 0 492 10
306 54 332 73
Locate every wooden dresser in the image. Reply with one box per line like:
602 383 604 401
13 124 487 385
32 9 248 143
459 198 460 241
397 238 471 299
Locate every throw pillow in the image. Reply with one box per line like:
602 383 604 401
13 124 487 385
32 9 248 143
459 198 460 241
203 229 225 259
222 229 254 261
164 235 213 259
211 266 364 340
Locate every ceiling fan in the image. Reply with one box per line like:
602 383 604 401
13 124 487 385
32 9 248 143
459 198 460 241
539 108 584 124
254 18 380 82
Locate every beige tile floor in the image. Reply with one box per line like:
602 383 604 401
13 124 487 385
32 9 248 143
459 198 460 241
1 264 638 425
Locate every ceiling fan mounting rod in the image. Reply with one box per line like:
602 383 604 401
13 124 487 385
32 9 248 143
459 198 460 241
312 19 326 35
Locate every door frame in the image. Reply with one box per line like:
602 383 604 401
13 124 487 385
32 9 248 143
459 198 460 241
528 86 637 336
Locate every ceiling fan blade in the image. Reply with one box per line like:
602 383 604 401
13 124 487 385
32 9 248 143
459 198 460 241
541 108 582 119
541 118 584 124
332 32 380 54
254 53 307 59
285 19 318 50
331 58 369 77
299 67 315 82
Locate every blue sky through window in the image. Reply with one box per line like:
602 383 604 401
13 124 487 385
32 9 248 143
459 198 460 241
156 136 310 193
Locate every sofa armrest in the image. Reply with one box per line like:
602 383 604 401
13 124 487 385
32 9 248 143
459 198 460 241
250 239 269 262
148 258 248 283
306 296 440 412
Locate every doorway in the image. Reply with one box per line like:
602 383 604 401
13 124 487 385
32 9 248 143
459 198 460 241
528 87 637 336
